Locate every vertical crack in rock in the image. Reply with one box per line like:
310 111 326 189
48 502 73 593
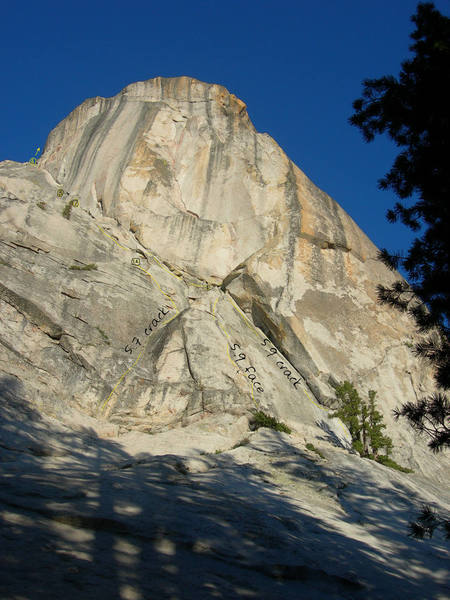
66 98 116 191
179 317 207 422
187 77 192 112
225 94 234 143
408 372 420 403
253 132 261 186
305 177 350 281
202 149 224 224
251 132 265 188
112 101 161 214
203 83 213 132
276 161 301 311
180 318 198 389
250 299 323 402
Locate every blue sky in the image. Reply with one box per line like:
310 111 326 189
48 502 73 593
2 0 448 255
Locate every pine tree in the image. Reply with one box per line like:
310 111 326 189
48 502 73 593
360 396 370 456
367 390 393 458
332 383 393 458
332 383 449 539
409 505 450 539
330 381 362 450
393 393 450 452
350 2 450 452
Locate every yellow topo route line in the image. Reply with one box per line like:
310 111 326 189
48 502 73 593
95 224 181 413
101 339 152 411
212 296 258 407
95 220 345 433
95 223 129 251
96 218 257 410
221 293 348 434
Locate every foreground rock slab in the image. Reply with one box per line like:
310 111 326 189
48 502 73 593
0 397 449 600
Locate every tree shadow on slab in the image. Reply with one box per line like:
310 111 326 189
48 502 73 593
0 376 448 600
268 431 449 600
316 418 350 450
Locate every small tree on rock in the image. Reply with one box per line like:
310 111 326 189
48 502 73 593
360 396 370 456
367 390 393 458
332 382 393 458
331 381 362 448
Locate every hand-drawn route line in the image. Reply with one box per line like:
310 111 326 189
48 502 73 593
94 211 345 434
95 223 211 289
95 219 259 411
218 293 348 434
213 296 260 407
94 224 181 414
61 194 254 414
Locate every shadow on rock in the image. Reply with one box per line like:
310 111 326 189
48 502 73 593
0 376 448 600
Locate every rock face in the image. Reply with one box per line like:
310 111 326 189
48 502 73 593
0 77 449 599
